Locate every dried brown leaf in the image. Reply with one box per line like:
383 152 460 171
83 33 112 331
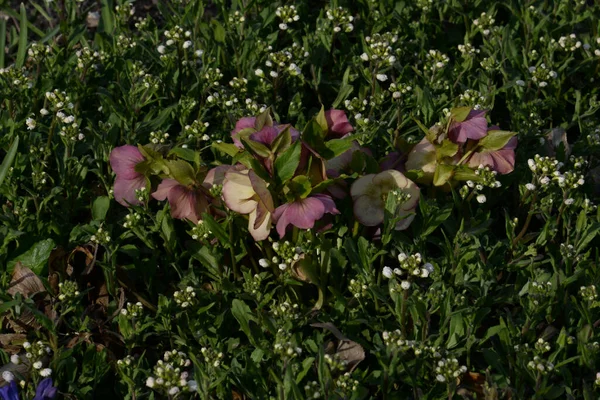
7 262 46 298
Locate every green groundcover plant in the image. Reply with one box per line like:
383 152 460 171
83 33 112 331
1 0 600 398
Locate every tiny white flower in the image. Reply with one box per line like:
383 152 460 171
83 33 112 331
376 74 388 82
33 361 43 369
168 386 180 395
278 263 287 271
146 376 156 388
2 371 14 382
40 368 52 377
26 117 36 130
269 71 279 78
400 281 411 290
516 80 525 86
279 23 288 30
382 266 393 279
183 41 192 49
254 68 264 77
564 198 574 205
360 52 369 61
10 354 20 365
259 258 269 268
476 194 487 204
436 374 445 382
187 380 198 392
157 45 165 54
525 183 536 191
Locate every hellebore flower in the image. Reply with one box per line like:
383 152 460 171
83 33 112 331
324 109 354 138
0 380 19 400
33 378 58 400
351 170 420 230
231 117 300 148
273 194 339 238
222 169 274 241
468 136 517 174
448 110 488 144
405 138 438 181
152 179 209 224
109 145 147 207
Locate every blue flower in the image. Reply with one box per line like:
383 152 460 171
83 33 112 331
0 381 20 400
0 378 57 400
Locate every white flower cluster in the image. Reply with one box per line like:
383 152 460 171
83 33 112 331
0 66 32 91
146 350 197 395
459 89 486 109
349 277 369 298
185 120 210 141
527 155 562 189
190 220 213 240
19 341 53 378
360 32 399 67
27 42 52 62
435 358 467 383
273 328 302 360
149 130 170 144
460 165 502 203
473 12 495 36
326 6 354 33
270 301 300 320
90 226 111 245
75 46 106 72
244 98 268 114
425 49 450 71
555 34 582 52
528 280 553 306
116 34 137 51
276 5 300 30
382 330 442 357
263 48 304 78
200 346 224 368
174 286 196 308
528 64 557 87
579 285 598 302
534 338 551 353
304 381 321 399
122 212 141 229
527 355 554 375
458 42 480 57
383 252 434 291
58 280 80 301
335 372 359 394
228 10 245 24
270 240 303 271
120 302 143 318
416 0 434 12
158 26 196 60
388 82 413 100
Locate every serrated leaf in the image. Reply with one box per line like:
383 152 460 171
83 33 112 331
212 142 241 157
274 141 301 184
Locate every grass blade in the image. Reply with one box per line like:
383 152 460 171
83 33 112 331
0 18 5 68
16 3 28 68
0 134 19 187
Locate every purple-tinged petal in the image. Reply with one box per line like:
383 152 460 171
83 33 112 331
248 170 274 212
273 198 326 238
33 378 57 400
203 165 231 187
312 194 340 215
248 208 272 241
222 170 258 214
275 124 300 142
109 145 145 180
231 117 257 147
468 136 517 174
114 175 147 207
325 109 354 138
151 179 180 201
167 185 204 223
0 380 20 400
448 110 488 143
250 126 279 146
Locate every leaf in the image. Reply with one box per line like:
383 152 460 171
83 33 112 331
270 125 292 154
274 141 301 184
7 239 55 275
254 107 272 130
450 106 472 122
99 0 114 34
0 135 19 187
433 164 454 186
212 142 241 157
324 138 354 159
7 262 46 298
200 213 230 249
0 18 6 68
169 148 200 164
241 137 271 158
231 299 258 343
16 3 28 68
315 106 328 132
477 130 516 151
91 196 110 221
166 160 196 186
212 19 226 43
437 139 459 158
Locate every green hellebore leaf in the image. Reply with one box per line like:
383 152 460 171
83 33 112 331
274 140 302 184
437 139 459 158
453 165 481 181
271 125 292 154
325 138 354 159
478 130 517 151
241 137 271 158
285 175 312 200
212 142 241 157
7 238 55 275
92 196 110 221
450 106 472 122
433 164 455 186
169 147 201 165
255 107 273 130
166 160 196 186
315 105 328 133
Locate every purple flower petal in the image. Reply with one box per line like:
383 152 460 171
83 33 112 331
250 126 279 146
325 109 354 138
468 136 517 174
113 175 147 207
231 117 256 147
109 145 145 180
167 185 206 223
33 378 57 400
273 197 326 238
448 110 488 143
0 380 20 400
275 124 300 142
312 194 340 215
151 179 180 201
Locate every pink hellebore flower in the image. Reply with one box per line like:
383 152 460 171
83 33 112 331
405 138 438 181
351 170 420 230
109 145 147 207
273 194 340 238
468 136 517 174
152 179 209 224
448 110 488 144
231 117 300 148
222 169 274 241
324 109 354 138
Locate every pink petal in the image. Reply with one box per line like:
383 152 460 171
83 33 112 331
249 170 274 212
231 117 257 147
250 126 279 146
248 208 272 241
109 145 145 179
449 110 488 143
273 198 326 238
114 175 146 207
222 170 258 214
167 185 204 223
275 124 300 142
313 194 340 215
325 109 354 137
490 149 515 174
152 179 180 201
203 165 231 187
